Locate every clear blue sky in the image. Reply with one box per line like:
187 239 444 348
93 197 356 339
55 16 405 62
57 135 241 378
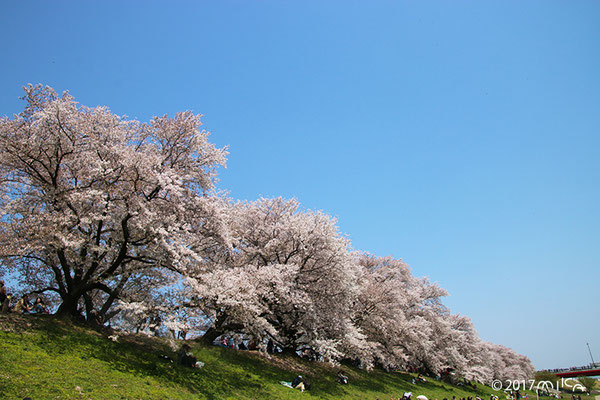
1 1 598 370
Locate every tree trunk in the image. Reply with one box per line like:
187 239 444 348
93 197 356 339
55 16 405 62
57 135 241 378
55 295 84 321
199 313 245 345
280 346 298 356
199 326 223 344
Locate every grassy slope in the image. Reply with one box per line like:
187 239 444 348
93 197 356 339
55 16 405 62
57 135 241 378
0 314 592 400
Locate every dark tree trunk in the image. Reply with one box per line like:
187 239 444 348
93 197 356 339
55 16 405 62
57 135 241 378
199 312 244 345
200 326 223 344
280 346 298 356
55 295 84 321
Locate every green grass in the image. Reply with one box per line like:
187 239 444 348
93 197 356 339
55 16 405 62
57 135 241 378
0 314 595 400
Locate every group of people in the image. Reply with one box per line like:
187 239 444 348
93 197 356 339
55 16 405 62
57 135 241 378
0 281 49 314
217 334 258 351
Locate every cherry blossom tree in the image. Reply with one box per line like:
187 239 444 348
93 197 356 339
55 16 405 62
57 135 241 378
481 342 535 382
351 253 535 380
0 84 536 383
352 254 449 370
186 197 363 360
0 85 229 322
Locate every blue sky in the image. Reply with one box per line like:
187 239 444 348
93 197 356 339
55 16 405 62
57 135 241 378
1 1 598 370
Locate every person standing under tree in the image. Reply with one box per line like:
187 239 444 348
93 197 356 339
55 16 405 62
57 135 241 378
1 293 10 313
0 280 7 311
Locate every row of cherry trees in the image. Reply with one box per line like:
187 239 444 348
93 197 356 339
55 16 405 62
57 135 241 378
180 197 533 382
0 85 533 383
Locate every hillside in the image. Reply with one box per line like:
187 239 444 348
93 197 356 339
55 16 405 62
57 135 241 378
0 313 589 400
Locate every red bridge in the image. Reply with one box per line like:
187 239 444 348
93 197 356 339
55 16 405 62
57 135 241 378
544 364 600 378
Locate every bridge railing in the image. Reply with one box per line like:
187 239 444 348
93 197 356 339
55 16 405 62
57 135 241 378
541 363 600 374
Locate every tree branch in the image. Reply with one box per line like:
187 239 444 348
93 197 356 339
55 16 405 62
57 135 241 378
100 214 131 279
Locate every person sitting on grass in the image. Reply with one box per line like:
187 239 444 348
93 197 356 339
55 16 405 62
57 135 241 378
177 344 198 368
33 297 49 314
338 369 349 384
248 338 257 350
292 375 306 392
280 375 310 391
14 294 31 314
303 376 311 390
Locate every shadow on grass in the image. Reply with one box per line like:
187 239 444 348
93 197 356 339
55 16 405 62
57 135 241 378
2 314 498 400
13 316 307 399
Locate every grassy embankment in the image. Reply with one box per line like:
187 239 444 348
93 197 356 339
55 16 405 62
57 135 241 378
0 314 594 400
